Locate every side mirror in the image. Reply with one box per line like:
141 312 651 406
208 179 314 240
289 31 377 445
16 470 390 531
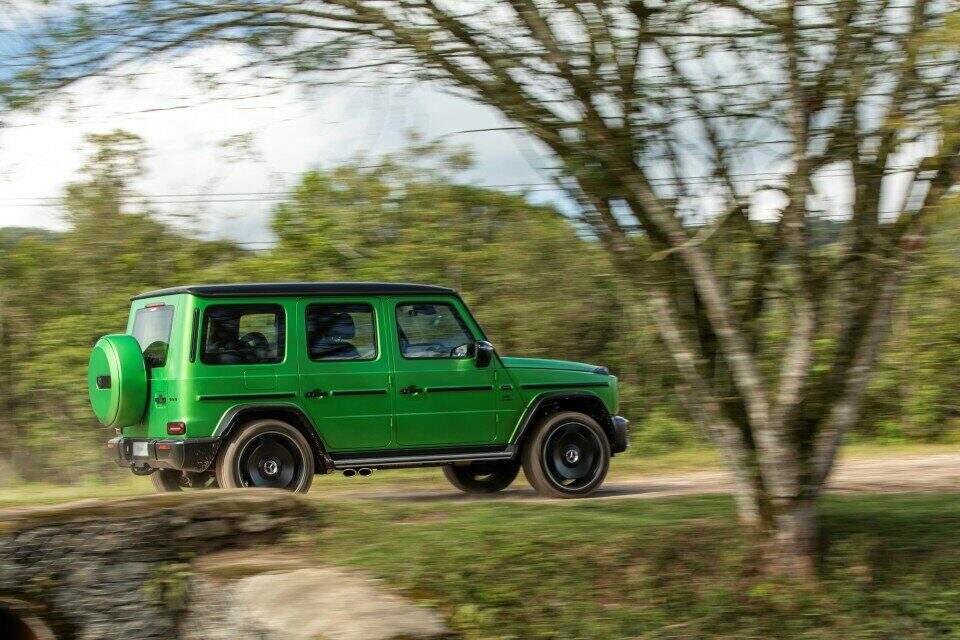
474 340 495 368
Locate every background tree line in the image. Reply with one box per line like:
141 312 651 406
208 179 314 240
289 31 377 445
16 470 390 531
0 131 957 483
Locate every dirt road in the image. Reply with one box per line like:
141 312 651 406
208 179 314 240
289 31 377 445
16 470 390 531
334 452 960 503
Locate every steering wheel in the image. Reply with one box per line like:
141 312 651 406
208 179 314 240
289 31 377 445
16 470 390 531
422 342 454 355
237 331 270 355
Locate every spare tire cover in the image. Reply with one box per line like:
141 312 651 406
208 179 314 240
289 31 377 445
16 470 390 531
88 334 148 428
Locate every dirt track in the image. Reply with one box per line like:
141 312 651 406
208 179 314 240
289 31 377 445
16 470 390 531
334 453 960 503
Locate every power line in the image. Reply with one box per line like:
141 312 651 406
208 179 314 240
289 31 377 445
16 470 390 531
0 167 922 207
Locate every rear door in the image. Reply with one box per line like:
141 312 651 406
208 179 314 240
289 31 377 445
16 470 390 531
128 298 178 438
388 297 498 447
191 299 300 433
297 297 393 451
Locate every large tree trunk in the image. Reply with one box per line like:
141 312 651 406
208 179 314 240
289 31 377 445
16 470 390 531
764 497 818 580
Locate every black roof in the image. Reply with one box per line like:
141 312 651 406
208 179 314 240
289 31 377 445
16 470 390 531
132 282 458 300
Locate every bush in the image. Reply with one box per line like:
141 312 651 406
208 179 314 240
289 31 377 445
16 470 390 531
632 407 699 455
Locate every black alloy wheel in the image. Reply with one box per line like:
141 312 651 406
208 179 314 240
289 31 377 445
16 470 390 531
542 421 603 489
236 433 302 488
216 419 314 493
523 411 610 498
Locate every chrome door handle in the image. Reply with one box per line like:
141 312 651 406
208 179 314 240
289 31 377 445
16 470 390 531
400 385 424 395
304 389 328 399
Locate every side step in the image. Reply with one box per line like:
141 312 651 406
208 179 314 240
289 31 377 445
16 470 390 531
331 449 516 470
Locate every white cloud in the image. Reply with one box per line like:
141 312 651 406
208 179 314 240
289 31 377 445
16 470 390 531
4 42 900 243
0 45 551 243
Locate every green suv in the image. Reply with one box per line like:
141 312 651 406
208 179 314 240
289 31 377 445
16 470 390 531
88 283 628 497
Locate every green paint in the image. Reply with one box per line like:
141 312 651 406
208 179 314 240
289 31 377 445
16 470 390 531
87 334 148 428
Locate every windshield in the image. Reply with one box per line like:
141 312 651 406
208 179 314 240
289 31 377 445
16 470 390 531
131 304 174 367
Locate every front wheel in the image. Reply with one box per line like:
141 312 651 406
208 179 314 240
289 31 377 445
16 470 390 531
522 411 610 498
442 460 520 494
215 419 314 493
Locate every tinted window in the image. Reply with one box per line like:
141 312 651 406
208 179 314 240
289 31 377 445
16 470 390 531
131 305 174 367
201 304 285 365
396 303 474 359
306 303 377 361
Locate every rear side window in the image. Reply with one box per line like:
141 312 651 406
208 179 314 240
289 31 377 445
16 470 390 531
131 304 174 367
306 303 377 361
396 302 474 359
201 304 285 365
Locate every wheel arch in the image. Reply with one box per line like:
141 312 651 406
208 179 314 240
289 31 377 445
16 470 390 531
213 403 332 472
510 392 615 450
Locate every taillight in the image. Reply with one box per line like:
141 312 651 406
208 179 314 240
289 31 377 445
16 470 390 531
166 422 186 436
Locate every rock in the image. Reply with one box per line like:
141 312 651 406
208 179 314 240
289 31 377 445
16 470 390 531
187 566 452 640
174 519 232 540
0 490 316 639
0 492 455 639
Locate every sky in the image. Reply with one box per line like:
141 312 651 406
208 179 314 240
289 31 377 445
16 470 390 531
0 34 914 248
0 46 558 245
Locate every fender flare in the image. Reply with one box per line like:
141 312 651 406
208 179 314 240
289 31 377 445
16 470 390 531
212 402 334 471
508 391 615 447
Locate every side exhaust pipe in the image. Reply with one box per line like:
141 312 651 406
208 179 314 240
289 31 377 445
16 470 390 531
342 468 357 478
358 468 373 477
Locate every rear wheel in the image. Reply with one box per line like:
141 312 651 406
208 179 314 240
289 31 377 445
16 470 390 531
216 419 314 493
150 469 218 492
442 460 520 494
522 411 610 498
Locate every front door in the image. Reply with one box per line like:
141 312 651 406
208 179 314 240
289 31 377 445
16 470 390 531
297 298 393 451
389 298 498 447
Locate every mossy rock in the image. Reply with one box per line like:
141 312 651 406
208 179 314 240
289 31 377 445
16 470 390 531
0 490 318 536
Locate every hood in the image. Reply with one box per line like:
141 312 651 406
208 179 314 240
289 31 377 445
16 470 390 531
500 356 601 374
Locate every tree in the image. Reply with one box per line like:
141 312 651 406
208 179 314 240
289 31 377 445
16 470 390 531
866 197 960 441
4 0 960 576
0 131 243 480
255 143 629 371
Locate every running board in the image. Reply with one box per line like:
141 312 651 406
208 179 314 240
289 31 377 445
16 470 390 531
332 449 516 470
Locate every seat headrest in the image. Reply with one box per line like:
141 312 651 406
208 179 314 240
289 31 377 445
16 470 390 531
321 312 356 340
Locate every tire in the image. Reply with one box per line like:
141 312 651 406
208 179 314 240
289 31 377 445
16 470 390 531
522 411 610 498
150 469 218 492
151 469 184 492
215 419 314 493
442 460 521 494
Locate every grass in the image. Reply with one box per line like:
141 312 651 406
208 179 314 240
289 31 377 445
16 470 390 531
303 493 960 639
1 443 959 638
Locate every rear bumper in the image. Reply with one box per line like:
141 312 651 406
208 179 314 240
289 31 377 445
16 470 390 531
108 437 219 473
611 416 630 454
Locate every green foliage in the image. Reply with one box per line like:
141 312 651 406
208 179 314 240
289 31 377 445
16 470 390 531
0 132 245 480
863 201 960 441
632 406 701 455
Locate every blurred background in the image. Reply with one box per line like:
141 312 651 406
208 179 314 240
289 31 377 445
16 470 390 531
0 0 957 491
0 127 957 483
